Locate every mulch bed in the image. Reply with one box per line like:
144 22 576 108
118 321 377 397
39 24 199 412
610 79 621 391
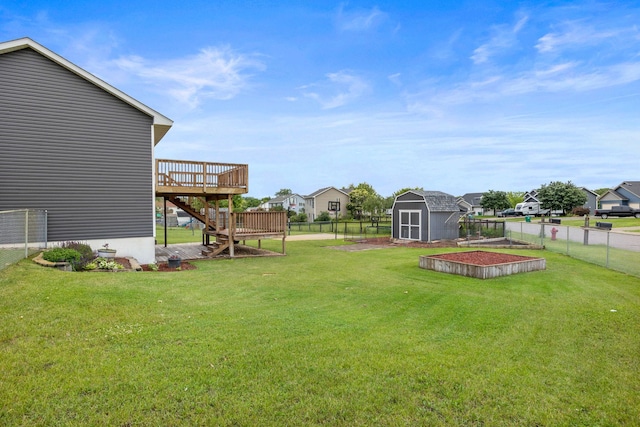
426 251 539 266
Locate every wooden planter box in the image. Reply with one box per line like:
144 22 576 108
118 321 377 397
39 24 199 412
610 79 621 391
419 251 546 279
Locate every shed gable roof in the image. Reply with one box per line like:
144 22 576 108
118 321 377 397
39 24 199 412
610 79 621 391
398 190 459 212
0 37 173 145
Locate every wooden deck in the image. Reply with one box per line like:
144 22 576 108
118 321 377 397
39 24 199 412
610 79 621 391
156 159 248 196
156 159 286 258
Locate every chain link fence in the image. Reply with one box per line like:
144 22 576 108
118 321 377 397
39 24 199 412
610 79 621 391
505 221 640 277
0 209 48 271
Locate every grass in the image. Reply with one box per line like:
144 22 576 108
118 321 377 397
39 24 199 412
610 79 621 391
156 223 391 245
560 216 640 230
2 240 640 425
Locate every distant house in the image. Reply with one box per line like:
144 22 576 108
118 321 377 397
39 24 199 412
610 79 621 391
598 181 640 210
259 194 306 214
457 192 485 215
524 187 598 212
391 190 460 242
304 187 350 221
581 188 599 212
0 37 173 263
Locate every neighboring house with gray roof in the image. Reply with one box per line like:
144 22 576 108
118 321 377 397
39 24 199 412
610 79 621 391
304 187 350 221
598 181 640 210
391 190 460 242
259 194 306 214
457 192 485 215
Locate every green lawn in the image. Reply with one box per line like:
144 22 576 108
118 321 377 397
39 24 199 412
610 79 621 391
1 240 639 426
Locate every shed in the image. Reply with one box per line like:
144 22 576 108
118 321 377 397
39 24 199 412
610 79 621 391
0 37 173 263
391 190 460 242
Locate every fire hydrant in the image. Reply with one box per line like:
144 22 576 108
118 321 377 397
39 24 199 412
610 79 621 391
551 227 558 240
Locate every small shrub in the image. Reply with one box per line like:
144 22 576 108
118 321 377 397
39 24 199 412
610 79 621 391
43 248 81 264
60 241 94 271
315 211 332 222
571 207 590 216
290 213 308 223
148 263 158 271
96 257 124 271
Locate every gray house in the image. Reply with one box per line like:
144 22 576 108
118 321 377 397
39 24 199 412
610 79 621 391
581 187 599 212
457 192 485 215
391 190 460 242
0 38 173 263
598 181 640 210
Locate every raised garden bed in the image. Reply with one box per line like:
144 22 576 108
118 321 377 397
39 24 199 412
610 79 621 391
419 250 546 279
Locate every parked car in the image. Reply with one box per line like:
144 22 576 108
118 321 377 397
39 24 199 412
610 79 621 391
497 208 517 217
594 205 640 219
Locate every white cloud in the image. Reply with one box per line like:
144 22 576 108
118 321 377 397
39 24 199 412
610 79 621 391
471 14 529 64
302 71 369 109
112 46 265 108
335 4 387 32
536 22 624 53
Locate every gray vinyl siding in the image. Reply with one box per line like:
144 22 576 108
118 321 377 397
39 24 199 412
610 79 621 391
428 212 459 240
0 47 154 241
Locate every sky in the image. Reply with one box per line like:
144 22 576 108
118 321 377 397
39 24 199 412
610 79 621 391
2 1 639 199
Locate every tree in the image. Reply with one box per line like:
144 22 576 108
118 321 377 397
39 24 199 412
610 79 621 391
506 191 525 208
241 197 262 210
537 181 587 215
347 182 383 219
275 188 292 196
480 190 511 212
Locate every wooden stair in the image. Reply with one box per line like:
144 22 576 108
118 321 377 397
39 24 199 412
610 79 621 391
201 238 230 257
167 195 217 234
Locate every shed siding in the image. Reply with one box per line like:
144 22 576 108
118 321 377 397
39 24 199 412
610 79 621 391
429 212 459 240
0 48 154 241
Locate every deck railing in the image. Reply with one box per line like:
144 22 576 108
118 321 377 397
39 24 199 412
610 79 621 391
156 159 248 192
233 211 287 234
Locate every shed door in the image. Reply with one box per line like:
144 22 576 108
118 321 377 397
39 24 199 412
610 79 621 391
399 210 421 240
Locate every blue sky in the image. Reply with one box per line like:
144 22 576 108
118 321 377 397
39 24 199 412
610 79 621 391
2 1 639 198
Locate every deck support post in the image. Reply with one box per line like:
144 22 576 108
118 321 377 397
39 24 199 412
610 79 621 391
163 197 168 247
228 194 235 258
